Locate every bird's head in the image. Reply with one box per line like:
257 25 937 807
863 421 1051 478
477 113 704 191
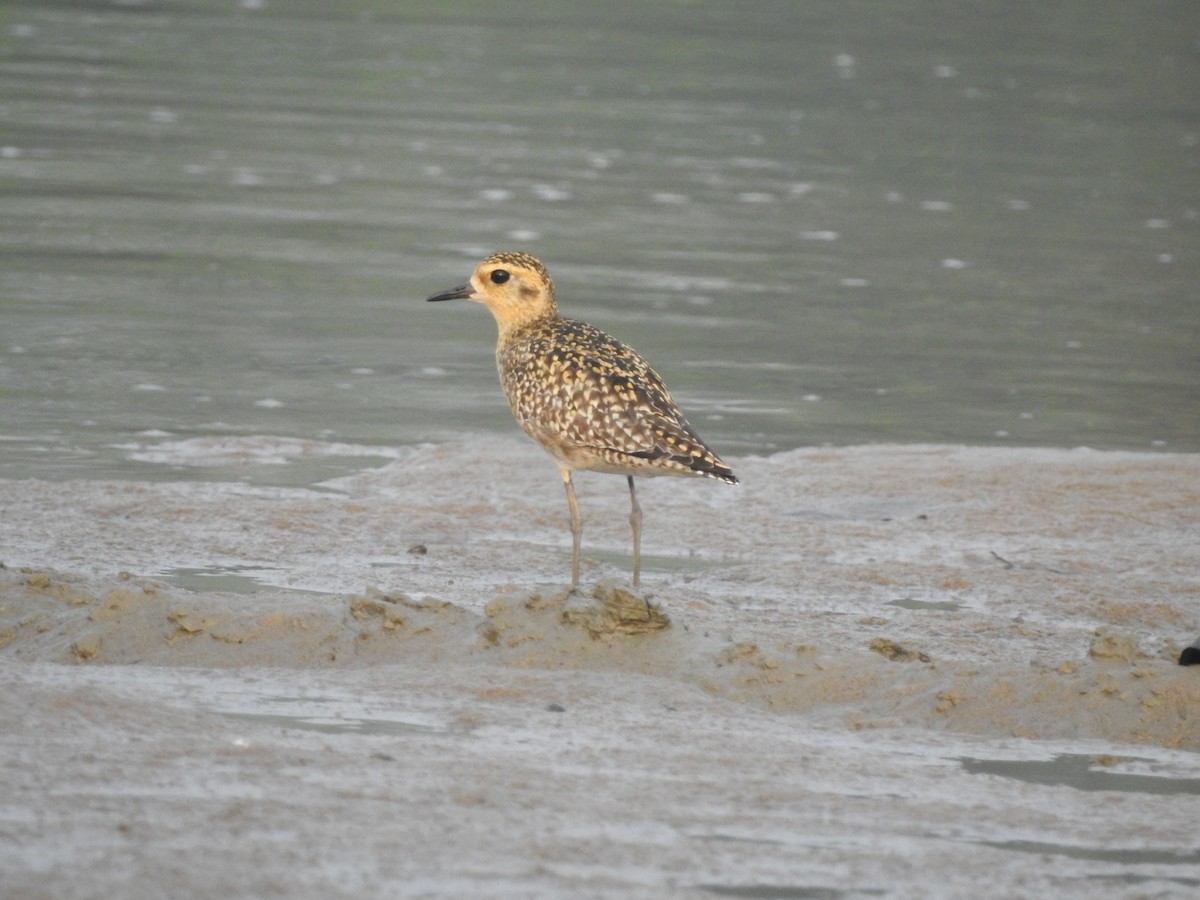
427 251 558 335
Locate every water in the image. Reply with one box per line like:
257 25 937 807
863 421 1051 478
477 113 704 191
2 0 1198 484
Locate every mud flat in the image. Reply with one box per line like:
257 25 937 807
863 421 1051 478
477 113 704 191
2 440 1198 897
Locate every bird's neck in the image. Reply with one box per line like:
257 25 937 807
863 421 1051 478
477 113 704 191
488 301 559 343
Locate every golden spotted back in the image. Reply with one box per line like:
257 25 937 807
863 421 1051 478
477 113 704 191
498 315 737 483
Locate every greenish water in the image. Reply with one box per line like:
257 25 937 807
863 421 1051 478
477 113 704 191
2 0 1197 482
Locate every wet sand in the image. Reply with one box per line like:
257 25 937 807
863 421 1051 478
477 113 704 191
2 440 1199 897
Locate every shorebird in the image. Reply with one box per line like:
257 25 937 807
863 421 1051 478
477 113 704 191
427 251 738 588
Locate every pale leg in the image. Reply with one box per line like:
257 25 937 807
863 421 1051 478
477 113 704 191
628 475 642 588
561 467 582 587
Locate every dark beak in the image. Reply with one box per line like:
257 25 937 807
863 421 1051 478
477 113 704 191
426 282 474 302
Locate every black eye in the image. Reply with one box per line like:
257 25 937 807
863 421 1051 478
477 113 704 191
490 269 510 285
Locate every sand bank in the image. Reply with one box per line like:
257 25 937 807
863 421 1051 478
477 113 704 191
2 441 1198 897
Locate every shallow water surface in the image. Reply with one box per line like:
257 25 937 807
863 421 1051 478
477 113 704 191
2 0 1197 483
961 753 1200 795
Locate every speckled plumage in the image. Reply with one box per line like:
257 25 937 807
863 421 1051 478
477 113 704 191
428 251 738 587
499 315 736 482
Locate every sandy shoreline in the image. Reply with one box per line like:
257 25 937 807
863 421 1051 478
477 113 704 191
3 440 1199 896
